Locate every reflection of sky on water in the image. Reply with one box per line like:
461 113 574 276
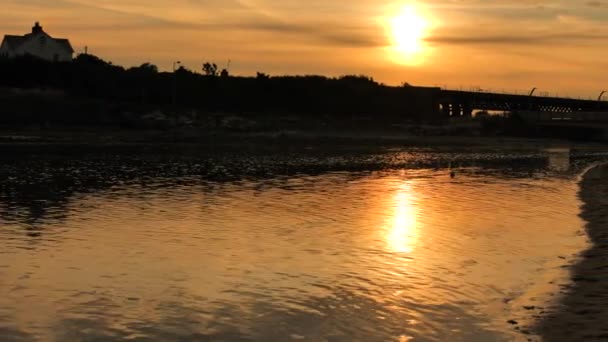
0 148 606 341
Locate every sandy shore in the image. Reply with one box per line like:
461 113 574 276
536 164 608 340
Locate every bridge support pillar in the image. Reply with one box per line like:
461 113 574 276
463 103 472 117
452 103 463 117
439 101 473 118
441 103 451 118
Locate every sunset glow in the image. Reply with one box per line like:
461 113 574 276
0 1 607 96
388 5 430 65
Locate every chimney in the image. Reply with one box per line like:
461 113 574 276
32 22 43 34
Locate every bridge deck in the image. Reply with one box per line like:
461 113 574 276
438 89 608 117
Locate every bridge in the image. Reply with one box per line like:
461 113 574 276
436 89 608 120
423 88 608 140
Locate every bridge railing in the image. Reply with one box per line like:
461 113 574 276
435 85 598 101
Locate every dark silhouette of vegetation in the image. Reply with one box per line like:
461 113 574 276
0 54 443 130
202 62 218 77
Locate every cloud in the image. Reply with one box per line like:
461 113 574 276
426 32 608 46
188 21 386 48
586 1 607 7
25 0 387 48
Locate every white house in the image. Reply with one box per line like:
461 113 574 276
0 22 74 62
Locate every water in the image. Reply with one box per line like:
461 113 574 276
0 147 604 341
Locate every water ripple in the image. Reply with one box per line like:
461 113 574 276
0 148 605 341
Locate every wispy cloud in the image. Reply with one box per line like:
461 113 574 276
586 1 608 8
426 32 608 45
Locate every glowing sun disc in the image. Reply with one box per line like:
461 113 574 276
389 5 429 64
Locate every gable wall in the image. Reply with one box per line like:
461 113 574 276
9 33 72 61
0 40 14 57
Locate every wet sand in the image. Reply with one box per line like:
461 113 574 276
537 164 608 341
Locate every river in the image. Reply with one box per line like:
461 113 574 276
0 146 606 341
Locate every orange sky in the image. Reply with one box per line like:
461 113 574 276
1 0 608 97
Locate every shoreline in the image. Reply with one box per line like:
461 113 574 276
0 127 593 148
536 163 608 340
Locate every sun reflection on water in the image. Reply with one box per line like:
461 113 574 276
387 182 419 254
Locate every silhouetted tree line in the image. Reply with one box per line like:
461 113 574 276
0 54 441 127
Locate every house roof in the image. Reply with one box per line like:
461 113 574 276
1 33 74 53
53 38 74 53
1 35 26 50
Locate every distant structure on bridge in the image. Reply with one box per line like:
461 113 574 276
435 89 608 121
0 22 74 62
428 87 608 140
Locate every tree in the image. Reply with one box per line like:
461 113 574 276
129 63 158 74
202 62 218 76
138 63 158 73
256 72 269 80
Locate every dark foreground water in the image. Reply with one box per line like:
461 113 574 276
0 146 606 341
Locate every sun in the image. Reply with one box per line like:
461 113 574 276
388 4 430 65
